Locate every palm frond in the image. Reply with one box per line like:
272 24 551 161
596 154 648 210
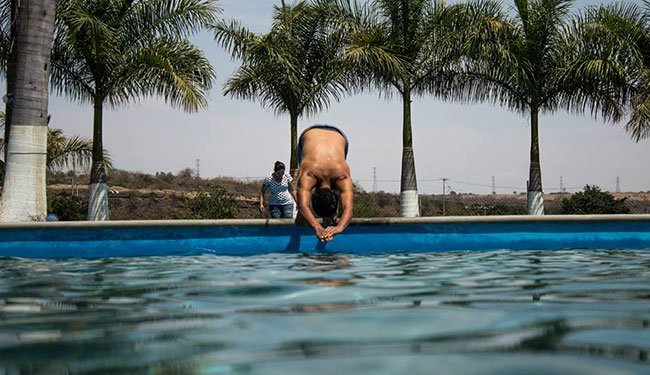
49 31 95 103
47 128 112 172
123 0 220 44
212 19 258 60
627 87 650 141
64 0 117 45
112 37 214 111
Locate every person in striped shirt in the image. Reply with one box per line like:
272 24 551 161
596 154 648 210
259 161 296 218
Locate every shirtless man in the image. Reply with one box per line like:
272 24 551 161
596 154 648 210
296 125 353 242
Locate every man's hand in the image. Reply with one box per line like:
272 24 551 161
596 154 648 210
258 203 265 213
320 225 343 242
315 226 328 242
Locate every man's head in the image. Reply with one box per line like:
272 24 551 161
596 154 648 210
311 187 339 218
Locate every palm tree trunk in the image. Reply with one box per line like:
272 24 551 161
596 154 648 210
400 83 419 217
3 1 16 162
289 112 299 179
87 98 109 221
0 0 55 222
527 107 544 215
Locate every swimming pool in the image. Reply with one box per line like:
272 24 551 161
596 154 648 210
1 250 649 374
1 216 648 373
0 215 649 258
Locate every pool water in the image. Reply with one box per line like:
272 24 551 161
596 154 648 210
1 250 649 374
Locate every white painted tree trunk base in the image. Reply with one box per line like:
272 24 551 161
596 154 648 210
88 182 109 221
400 190 420 217
527 190 545 215
0 125 47 222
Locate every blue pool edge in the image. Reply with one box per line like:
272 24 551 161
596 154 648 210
1 215 649 258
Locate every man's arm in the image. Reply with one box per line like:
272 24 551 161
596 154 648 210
322 175 354 241
296 172 326 239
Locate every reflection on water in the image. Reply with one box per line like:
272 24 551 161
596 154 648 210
1 250 649 374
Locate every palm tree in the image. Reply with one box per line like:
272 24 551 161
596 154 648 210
329 0 506 217
0 0 56 222
51 0 218 220
213 0 352 177
462 0 629 215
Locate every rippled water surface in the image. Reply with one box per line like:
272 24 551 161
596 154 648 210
1 250 650 374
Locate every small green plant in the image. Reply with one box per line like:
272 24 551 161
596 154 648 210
48 195 88 221
351 183 383 217
353 193 383 217
186 185 238 219
465 203 526 216
560 185 630 214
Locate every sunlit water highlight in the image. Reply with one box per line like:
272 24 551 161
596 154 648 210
1 250 649 374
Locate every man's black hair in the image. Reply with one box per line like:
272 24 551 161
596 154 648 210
311 187 339 218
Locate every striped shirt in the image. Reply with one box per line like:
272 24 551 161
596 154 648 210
263 173 294 205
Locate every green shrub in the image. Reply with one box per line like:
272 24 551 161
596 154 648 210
48 195 87 221
560 185 630 214
353 193 383 217
186 184 238 219
465 203 526 216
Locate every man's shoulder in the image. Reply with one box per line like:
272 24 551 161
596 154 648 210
297 169 317 189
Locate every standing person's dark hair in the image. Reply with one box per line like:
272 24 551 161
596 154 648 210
259 161 296 218
311 188 339 218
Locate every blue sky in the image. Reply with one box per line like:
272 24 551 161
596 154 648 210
42 0 650 194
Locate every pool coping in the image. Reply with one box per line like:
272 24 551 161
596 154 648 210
1 214 650 229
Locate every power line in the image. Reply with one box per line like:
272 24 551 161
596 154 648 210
446 179 523 190
224 175 593 192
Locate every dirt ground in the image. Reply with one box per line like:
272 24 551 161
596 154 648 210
48 184 263 220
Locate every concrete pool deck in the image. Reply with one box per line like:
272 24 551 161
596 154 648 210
1 215 649 258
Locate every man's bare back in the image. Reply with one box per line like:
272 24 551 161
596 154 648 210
296 126 354 242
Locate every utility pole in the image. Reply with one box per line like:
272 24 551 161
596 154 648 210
372 167 378 192
195 159 200 178
492 176 496 195
616 177 621 193
442 178 449 216
560 176 564 193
